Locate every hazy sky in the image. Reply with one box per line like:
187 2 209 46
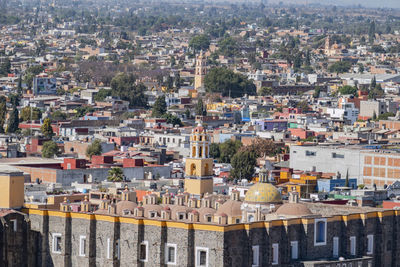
270 0 400 9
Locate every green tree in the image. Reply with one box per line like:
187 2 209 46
23 65 44 89
328 61 352 74
258 86 273 96
41 118 54 138
372 111 377 120
42 141 60 158
152 95 167 117
74 106 94 118
20 107 42 122
163 113 183 127
107 167 124 182
94 88 112 102
338 86 358 96
0 96 6 133
174 73 181 89
209 143 220 160
86 139 103 158
219 139 242 163
313 87 321 98
0 58 11 75
376 112 395 121
196 98 206 116
50 110 67 121
189 34 211 51
110 73 147 108
185 108 191 119
218 35 238 57
204 67 256 98
230 150 257 180
370 76 377 90
6 106 19 133
369 21 376 43
9 94 20 107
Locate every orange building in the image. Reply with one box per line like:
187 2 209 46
278 171 319 198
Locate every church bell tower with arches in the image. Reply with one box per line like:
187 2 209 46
184 124 213 196
194 51 206 90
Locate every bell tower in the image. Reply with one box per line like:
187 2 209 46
194 51 206 90
184 124 213 196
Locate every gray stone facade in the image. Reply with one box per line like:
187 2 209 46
21 209 400 267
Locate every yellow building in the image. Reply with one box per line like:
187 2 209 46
0 171 25 209
194 51 206 90
278 171 318 198
184 124 213 196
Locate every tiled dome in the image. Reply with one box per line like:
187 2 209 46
244 183 282 204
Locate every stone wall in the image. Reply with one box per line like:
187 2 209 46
25 209 400 267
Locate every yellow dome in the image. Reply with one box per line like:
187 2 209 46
244 183 282 204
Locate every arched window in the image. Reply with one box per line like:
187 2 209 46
204 163 209 175
190 164 196 176
314 219 327 245
199 146 203 158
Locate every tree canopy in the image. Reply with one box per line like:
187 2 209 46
42 141 60 158
189 34 210 51
219 139 242 163
0 96 6 133
86 139 103 158
110 73 148 108
196 98 207 116
328 61 352 74
6 106 19 133
204 67 256 98
152 95 167 117
20 107 42 122
218 35 238 57
230 150 257 181
94 88 112 102
338 85 358 96
108 167 124 182
41 118 54 138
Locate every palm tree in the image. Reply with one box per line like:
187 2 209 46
107 167 124 182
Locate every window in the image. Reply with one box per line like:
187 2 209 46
252 245 259 267
106 238 111 259
178 213 185 220
350 236 356 256
332 153 345 159
165 243 177 265
79 235 86 256
290 241 298 260
314 218 327 246
140 241 148 262
206 216 212 222
306 150 316 156
149 211 156 218
195 247 208 267
367 235 373 255
272 243 279 265
52 233 62 254
10 219 17 232
333 237 339 258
